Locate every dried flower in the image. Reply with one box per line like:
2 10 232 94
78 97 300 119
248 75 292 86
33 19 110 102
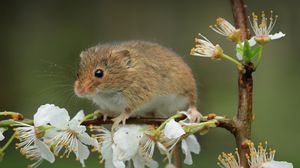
191 34 223 60
210 17 241 42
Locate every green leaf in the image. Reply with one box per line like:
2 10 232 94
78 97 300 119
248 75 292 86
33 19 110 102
249 47 261 59
243 40 251 62
236 46 243 54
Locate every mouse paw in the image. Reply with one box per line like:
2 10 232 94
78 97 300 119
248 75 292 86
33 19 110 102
111 112 129 130
94 110 113 121
187 107 202 123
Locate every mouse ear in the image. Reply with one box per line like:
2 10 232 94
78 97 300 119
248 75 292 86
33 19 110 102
79 51 88 58
112 49 132 68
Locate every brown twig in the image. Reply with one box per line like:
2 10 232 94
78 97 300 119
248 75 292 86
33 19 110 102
230 0 253 167
82 114 187 126
174 143 182 168
81 115 232 127
82 117 166 126
231 0 250 40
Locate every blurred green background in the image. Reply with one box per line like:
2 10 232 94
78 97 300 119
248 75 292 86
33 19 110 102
0 0 299 167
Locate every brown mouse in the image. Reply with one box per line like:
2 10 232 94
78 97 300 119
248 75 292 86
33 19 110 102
74 40 201 129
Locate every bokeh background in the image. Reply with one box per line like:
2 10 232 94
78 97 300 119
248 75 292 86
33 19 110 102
0 0 299 167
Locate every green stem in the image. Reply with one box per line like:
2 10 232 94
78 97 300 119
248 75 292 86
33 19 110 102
183 119 218 135
222 53 244 68
0 132 16 154
80 113 96 124
0 119 33 127
254 45 264 70
0 112 19 116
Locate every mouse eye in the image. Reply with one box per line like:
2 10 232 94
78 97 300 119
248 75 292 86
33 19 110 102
76 72 79 79
94 69 104 78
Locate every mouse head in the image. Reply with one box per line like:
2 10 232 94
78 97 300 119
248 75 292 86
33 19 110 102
74 45 134 98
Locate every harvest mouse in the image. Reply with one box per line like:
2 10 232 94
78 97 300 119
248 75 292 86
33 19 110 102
74 41 202 129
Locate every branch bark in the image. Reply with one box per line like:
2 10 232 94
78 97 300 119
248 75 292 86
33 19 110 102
230 0 253 167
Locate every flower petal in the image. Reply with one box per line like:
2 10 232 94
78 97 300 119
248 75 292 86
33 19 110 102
35 139 55 163
147 159 159 168
77 140 90 167
236 52 243 61
185 135 200 154
72 110 85 122
248 37 257 46
156 142 168 155
0 128 5 141
156 142 173 165
165 163 176 168
181 139 193 165
44 128 59 140
34 104 70 129
164 119 185 139
68 119 86 133
269 32 286 40
262 160 293 168
101 136 113 160
105 159 116 168
78 132 99 150
100 132 115 168
112 144 126 168
132 151 159 168
132 154 146 168
113 125 143 160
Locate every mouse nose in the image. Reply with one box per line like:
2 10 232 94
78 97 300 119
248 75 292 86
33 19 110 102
74 80 94 97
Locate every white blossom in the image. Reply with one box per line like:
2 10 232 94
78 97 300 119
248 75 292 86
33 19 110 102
217 141 293 168
48 110 98 167
14 104 58 168
181 135 201 165
93 125 158 168
262 160 293 168
248 11 285 45
163 118 201 165
164 119 185 139
140 130 170 166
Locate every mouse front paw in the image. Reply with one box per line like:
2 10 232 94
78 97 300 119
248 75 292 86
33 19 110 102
187 107 202 123
111 112 130 130
94 110 114 121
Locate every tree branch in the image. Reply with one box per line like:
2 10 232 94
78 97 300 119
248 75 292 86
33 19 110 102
231 0 250 40
82 117 167 126
230 0 253 167
81 115 234 127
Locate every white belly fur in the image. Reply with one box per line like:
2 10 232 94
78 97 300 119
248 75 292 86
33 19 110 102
91 92 189 117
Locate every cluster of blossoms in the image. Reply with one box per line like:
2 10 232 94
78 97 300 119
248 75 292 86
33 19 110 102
13 104 99 167
0 105 218 168
90 111 217 168
217 141 293 168
190 11 285 69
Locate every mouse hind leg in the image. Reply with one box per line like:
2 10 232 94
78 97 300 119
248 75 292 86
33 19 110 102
186 89 202 123
187 106 202 123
